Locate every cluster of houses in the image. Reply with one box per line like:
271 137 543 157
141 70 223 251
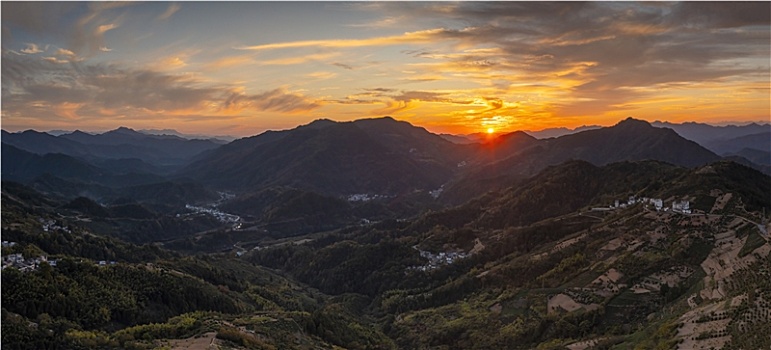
346 193 389 202
408 247 470 272
40 218 72 233
2 253 57 272
592 196 691 214
182 204 241 227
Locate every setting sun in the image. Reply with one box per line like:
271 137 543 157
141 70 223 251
487 128 495 134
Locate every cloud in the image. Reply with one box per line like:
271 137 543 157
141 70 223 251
347 16 403 28
668 2 771 29
155 57 184 70
1 2 78 35
203 55 256 70
96 23 118 34
55 48 76 57
157 3 181 21
353 2 770 118
20 43 44 54
235 28 447 51
259 52 340 66
306 71 337 80
222 88 322 113
42 57 70 64
331 62 354 70
1 52 321 123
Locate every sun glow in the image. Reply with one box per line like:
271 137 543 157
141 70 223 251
487 127 495 134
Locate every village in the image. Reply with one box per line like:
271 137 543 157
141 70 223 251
346 193 390 202
407 246 470 272
1 250 57 272
181 204 241 229
592 195 691 214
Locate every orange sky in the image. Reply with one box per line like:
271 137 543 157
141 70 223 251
2 2 769 137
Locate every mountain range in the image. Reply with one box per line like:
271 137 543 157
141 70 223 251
2 116 770 350
4 117 767 218
2 127 223 169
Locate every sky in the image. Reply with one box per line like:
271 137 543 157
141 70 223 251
2 1 769 137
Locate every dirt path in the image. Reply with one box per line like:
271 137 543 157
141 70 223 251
168 332 217 350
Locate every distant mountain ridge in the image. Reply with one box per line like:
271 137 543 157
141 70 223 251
2 127 223 167
704 132 770 156
523 125 602 139
651 120 770 153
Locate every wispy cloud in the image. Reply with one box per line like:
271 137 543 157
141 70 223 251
235 29 447 51
157 3 181 21
331 62 354 70
347 16 403 28
20 43 44 54
42 56 69 64
203 55 256 70
259 52 340 65
306 71 337 80
222 88 321 113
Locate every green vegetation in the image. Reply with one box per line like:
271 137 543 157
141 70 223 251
2 158 769 349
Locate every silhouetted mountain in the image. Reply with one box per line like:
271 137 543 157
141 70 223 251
704 131 770 155
474 131 540 164
651 120 770 149
1 143 104 183
60 127 223 164
524 125 601 139
353 117 472 165
182 117 470 195
726 148 771 166
438 133 475 144
441 118 721 203
3 127 223 168
2 141 171 196
2 129 90 156
539 118 720 167
138 128 234 142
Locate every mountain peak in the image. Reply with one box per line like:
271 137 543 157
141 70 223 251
111 126 140 134
614 117 652 129
303 119 337 130
502 130 536 139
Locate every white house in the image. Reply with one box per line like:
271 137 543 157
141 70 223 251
673 200 691 214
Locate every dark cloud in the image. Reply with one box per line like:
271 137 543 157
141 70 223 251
1 52 321 120
373 2 769 116
1 2 78 36
392 91 453 103
331 62 354 70
223 88 321 113
668 2 771 29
